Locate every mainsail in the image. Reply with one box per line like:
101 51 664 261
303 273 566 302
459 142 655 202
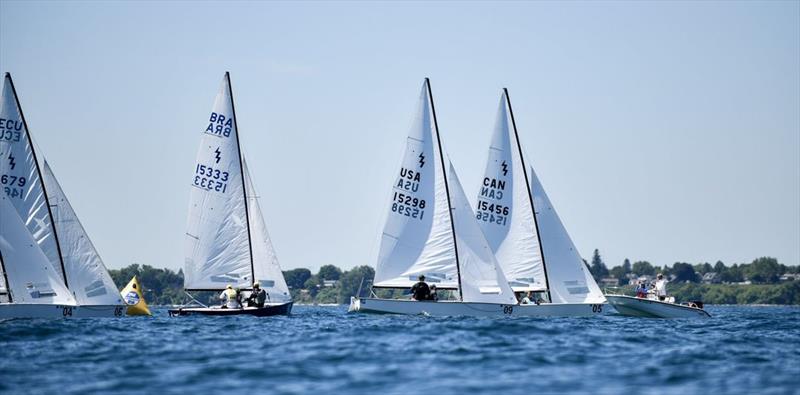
373 79 516 305
0 73 67 286
184 72 290 299
0 194 75 305
476 92 546 292
43 162 123 305
373 81 457 289
477 89 605 304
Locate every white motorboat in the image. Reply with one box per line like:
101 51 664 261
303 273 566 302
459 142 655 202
606 293 710 318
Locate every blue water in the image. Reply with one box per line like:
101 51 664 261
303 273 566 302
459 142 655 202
1 306 799 395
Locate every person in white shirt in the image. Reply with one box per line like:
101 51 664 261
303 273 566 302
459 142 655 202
520 291 535 305
219 284 241 309
654 274 668 301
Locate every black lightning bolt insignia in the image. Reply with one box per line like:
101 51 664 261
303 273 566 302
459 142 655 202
214 148 221 164
501 160 508 176
8 153 16 170
418 152 425 168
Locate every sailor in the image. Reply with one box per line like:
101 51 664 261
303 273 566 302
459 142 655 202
654 274 668 301
520 291 534 305
428 285 439 301
410 275 430 301
247 282 267 308
220 284 240 309
635 281 648 298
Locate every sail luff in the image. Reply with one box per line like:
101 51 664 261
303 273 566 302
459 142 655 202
504 88 552 302
226 71 256 285
425 78 463 300
4 73 69 289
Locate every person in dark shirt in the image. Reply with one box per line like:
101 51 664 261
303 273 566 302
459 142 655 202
410 275 430 301
247 282 267 308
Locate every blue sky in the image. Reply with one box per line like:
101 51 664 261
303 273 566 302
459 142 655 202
1 1 798 272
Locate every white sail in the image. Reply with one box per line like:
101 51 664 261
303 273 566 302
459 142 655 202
446 162 517 304
243 159 291 302
0 74 65 285
0 194 75 305
373 82 458 289
530 167 606 304
184 74 252 290
42 162 123 306
476 93 546 292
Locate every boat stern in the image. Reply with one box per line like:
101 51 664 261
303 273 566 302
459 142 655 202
348 296 361 313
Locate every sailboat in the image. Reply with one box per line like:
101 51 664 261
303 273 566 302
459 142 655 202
474 88 606 315
348 79 524 316
0 72 126 318
168 72 292 317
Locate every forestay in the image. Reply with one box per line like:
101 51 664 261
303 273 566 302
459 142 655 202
42 162 123 306
243 159 291 302
0 74 65 285
373 82 458 289
476 93 546 292
0 194 75 305
530 168 605 304
184 74 252 290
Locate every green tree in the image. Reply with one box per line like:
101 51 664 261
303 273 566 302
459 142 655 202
318 265 343 281
713 260 726 273
589 249 608 281
283 268 311 289
632 261 655 276
746 257 781 284
671 262 699 283
622 259 632 275
336 265 375 304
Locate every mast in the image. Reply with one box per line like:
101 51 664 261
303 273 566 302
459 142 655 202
0 250 12 302
226 72 256 285
425 78 464 300
6 73 70 289
504 88 552 302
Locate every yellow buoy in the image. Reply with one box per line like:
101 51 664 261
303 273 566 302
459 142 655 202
120 276 152 316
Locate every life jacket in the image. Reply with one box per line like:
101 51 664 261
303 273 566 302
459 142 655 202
224 288 237 300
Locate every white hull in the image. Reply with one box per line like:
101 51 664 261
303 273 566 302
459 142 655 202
606 295 710 318
0 303 127 319
348 297 605 317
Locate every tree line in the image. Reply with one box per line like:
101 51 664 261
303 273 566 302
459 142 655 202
586 250 799 285
107 253 799 306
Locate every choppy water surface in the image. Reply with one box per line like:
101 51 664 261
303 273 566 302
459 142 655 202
1 305 798 395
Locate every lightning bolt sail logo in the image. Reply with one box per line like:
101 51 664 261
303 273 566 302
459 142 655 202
501 160 508 176
8 153 16 170
418 152 425 168
214 148 221 164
